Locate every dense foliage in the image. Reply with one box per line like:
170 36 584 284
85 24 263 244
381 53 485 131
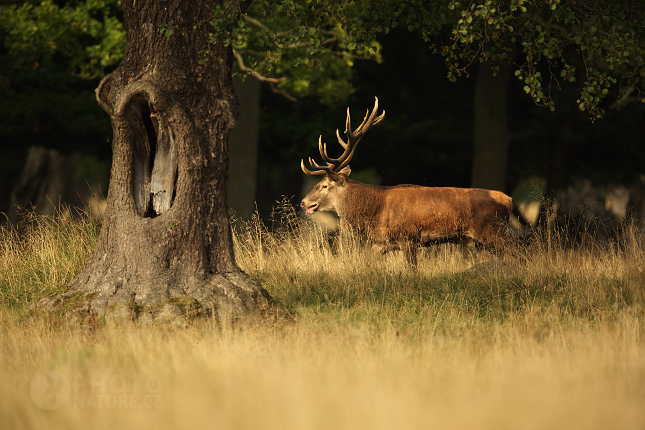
2 0 645 216
0 0 124 77
197 0 645 117
0 0 125 210
435 0 645 118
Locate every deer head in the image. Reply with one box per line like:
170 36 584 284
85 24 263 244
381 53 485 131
300 97 385 214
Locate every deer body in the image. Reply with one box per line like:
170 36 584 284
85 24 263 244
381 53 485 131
302 172 512 265
299 98 512 266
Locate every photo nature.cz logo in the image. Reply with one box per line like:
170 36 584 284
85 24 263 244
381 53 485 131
30 370 162 410
30 371 71 411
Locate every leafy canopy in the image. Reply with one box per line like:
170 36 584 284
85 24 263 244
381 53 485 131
3 0 644 115
202 0 384 104
0 0 124 152
434 0 645 118
204 0 645 117
0 0 125 78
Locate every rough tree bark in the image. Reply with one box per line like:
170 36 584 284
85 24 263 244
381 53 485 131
41 0 273 325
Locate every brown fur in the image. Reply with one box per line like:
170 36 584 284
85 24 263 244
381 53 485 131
301 173 512 266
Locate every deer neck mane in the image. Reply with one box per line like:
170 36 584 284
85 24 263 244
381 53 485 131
338 179 386 230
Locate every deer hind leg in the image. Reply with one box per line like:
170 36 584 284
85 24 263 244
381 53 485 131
465 231 500 261
399 240 418 269
472 225 508 261
475 242 497 261
459 236 478 260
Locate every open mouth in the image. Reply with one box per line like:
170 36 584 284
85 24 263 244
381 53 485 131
305 203 319 215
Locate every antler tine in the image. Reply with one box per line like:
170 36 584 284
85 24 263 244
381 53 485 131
336 129 348 150
332 97 384 165
350 97 381 139
372 109 385 127
318 136 337 165
344 106 352 139
301 159 328 176
316 107 355 169
356 106 385 133
335 143 360 172
352 109 371 135
309 157 332 170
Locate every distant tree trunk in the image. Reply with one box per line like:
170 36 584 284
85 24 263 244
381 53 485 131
42 0 272 325
8 146 72 223
8 146 108 224
228 76 260 221
471 62 512 192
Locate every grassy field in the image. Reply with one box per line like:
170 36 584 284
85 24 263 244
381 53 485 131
1 208 644 429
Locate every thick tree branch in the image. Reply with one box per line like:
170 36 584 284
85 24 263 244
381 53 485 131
95 73 115 115
268 82 298 102
242 15 336 49
232 49 286 84
232 49 298 102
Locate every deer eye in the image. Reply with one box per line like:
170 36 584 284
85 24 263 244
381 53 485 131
322 185 327 189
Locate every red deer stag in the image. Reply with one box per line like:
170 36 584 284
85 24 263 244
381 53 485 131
300 97 513 266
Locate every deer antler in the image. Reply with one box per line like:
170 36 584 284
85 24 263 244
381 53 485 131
301 97 385 176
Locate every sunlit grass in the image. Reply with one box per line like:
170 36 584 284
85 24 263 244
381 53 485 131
1 205 644 429
0 209 100 310
232 204 645 330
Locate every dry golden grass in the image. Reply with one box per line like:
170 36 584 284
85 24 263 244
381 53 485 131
1 207 644 429
0 209 100 308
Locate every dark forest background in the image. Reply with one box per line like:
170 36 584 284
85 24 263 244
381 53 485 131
2 5 644 225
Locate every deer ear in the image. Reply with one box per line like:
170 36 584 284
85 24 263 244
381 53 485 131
326 170 345 185
339 165 351 176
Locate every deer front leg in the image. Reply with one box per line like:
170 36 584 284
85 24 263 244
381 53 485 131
371 243 388 255
371 242 399 255
399 240 418 269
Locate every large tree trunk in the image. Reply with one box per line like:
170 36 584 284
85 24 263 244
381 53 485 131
470 62 512 192
42 1 273 325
